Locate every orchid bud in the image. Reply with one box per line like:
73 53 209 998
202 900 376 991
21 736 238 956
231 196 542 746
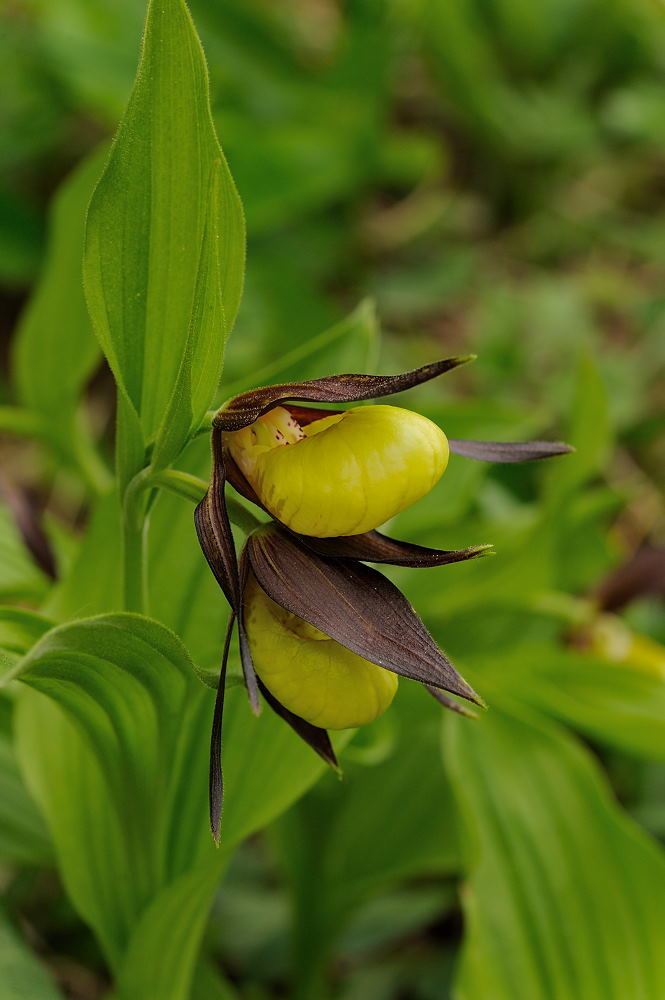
226 403 449 537
243 571 398 729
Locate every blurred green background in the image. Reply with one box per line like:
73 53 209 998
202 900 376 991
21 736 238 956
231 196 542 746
1 1 665 998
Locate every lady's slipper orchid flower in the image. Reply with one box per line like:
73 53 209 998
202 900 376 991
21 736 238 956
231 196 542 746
195 356 572 840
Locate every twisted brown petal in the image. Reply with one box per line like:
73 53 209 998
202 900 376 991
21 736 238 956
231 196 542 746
298 531 493 567
238 545 261 715
209 612 235 843
213 356 475 431
194 430 241 613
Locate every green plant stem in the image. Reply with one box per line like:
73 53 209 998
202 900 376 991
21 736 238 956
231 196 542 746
151 469 208 504
122 460 264 614
122 513 149 615
193 411 215 439
121 467 152 614
152 468 264 534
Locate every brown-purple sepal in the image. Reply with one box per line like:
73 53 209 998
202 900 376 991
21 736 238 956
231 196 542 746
245 524 482 707
209 612 235 843
213 356 474 432
298 531 493 567
238 545 261 715
194 431 241 613
448 439 574 462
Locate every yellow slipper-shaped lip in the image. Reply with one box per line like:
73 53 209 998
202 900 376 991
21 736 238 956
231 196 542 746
226 403 449 537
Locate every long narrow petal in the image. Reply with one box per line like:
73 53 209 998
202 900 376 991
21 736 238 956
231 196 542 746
258 678 338 768
238 545 261 715
246 526 483 706
209 612 235 843
213 356 475 431
223 447 263 507
194 431 242 613
298 531 493 567
449 438 574 462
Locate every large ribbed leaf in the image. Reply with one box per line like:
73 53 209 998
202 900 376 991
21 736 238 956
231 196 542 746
495 643 665 761
10 608 350 993
271 685 461 996
9 615 207 966
0 610 53 867
84 0 245 485
0 695 51 867
115 865 222 1000
444 697 665 1000
213 355 472 431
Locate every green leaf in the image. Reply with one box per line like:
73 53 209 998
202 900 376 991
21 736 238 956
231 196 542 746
0 606 52 669
220 688 352 851
111 680 351 1000
271 686 460 997
444 697 665 1000
10 614 210 965
189 960 240 1000
545 353 611 505
42 490 123 621
115 864 223 1000
0 503 48 605
0 695 51 866
497 643 665 761
12 147 106 488
222 298 380 397
84 0 245 485
10 609 352 992
0 906 65 1000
